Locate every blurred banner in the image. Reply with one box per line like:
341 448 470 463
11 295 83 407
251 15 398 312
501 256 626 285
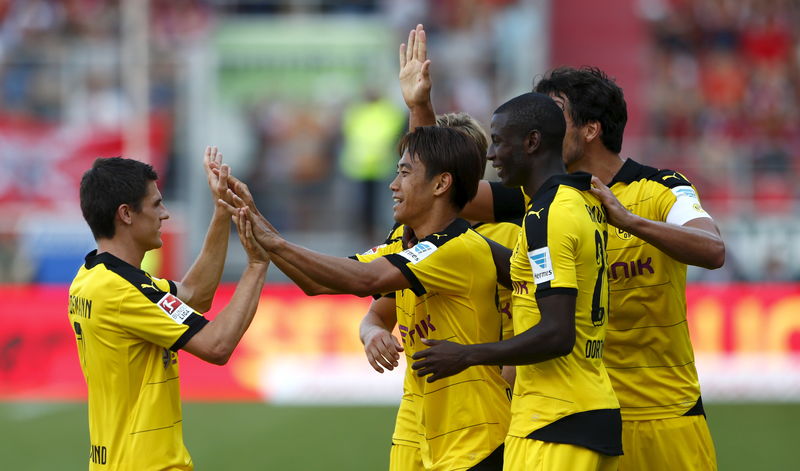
2 283 799 403
0 113 171 212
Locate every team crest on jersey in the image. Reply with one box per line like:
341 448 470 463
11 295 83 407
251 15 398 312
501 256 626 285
616 227 632 240
162 348 177 369
528 247 554 284
398 241 437 264
157 293 193 324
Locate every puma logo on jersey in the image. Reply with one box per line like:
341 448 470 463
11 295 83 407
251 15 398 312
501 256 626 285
662 173 680 181
140 282 160 291
431 233 446 240
528 208 544 219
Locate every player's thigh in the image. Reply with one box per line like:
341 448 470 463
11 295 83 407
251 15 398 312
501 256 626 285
503 436 618 471
620 415 717 471
389 443 424 471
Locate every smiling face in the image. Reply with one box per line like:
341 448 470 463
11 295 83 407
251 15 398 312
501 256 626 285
389 151 437 226
487 112 528 188
129 180 170 251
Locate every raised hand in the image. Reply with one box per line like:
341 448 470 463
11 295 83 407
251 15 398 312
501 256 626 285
203 146 231 205
411 339 471 383
589 175 634 231
234 207 270 265
399 24 432 110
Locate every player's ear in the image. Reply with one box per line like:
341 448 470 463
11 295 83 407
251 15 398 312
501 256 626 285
584 120 601 143
117 204 133 225
433 172 452 196
524 129 541 154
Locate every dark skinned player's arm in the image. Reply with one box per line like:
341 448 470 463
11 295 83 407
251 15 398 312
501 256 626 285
482 237 512 289
411 294 576 382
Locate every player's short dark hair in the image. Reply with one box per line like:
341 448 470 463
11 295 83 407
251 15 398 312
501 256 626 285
533 66 627 153
80 157 158 240
397 126 484 210
493 92 566 152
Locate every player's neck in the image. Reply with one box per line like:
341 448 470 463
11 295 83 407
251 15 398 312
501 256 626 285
568 146 624 184
522 153 566 199
96 236 146 269
407 204 459 240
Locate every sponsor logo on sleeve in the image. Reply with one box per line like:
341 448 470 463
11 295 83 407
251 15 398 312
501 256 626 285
528 247 554 284
361 243 387 256
157 293 193 324
398 241 437 264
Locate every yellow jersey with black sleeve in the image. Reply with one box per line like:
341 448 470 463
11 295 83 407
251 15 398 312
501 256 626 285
68 250 208 471
604 158 711 421
383 218 511 471
472 220 522 341
508 173 622 456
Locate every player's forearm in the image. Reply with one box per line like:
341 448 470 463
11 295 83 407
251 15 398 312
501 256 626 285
465 327 574 367
271 239 392 297
179 207 230 311
359 306 397 345
619 215 725 269
409 103 436 130
459 180 496 222
270 251 341 296
202 261 268 364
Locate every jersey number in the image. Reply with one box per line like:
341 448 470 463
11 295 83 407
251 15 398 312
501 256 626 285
73 321 86 366
590 230 608 326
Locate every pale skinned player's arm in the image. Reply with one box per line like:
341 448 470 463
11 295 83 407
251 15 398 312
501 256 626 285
360 296 403 373
399 24 435 130
220 174 341 296
411 294 576 382
220 194 411 297
175 146 232 312
182 208 269 365
590 176 725 269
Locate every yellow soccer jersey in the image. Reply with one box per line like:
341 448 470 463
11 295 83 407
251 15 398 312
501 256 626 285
508 174 621 456
472 220 521 341
605 159 711 420
68 251 207 471
384 218 511 471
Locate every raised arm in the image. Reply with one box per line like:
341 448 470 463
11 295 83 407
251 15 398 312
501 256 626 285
399 24 435 130
589 176 725 269
411 294 577 382
182 208 269 365
360 296 403 373
222 174 341 296
175 146 232 312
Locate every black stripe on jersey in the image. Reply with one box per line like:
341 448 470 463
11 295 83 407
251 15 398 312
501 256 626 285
535 287 577 299
490 181 526 222
170 314 209 351
385 254 426 296
383 219 472 297
527 408 623 456
84 250 209 349
610 158 693 190
683 396 706 417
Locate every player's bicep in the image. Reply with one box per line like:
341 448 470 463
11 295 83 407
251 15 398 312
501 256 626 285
119 291 208 351
365 257 412 295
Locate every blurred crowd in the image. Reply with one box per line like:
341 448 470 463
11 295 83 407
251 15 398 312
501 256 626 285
0 0 798 282
640 0 800 216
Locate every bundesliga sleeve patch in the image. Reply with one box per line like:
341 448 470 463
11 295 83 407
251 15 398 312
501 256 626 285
157 293 194 324
528 247 555 284
398 241 437 264
666 186 710 226
361 243 387 256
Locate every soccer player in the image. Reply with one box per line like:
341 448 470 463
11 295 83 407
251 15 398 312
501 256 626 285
356 112 519 471
411 92 622 470
68 149 269 471
401 25 722 469
534 67 723 470
225 126 511 470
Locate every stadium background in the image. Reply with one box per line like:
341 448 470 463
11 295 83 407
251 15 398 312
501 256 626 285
1 0 799 469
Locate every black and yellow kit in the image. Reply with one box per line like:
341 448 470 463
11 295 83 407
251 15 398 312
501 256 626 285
603 159 710 420
359 219 511 470
498 174 622 457
68 251 207 471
